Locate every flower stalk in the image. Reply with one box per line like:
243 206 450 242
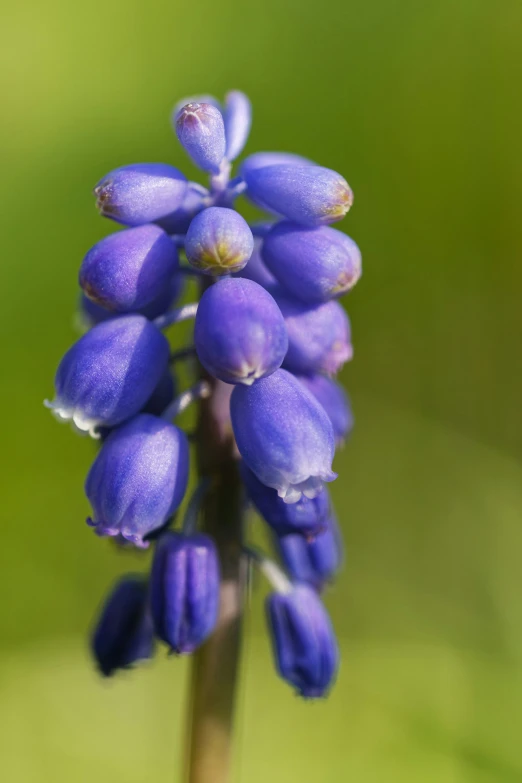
183 375 246 783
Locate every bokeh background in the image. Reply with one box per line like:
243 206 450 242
1 0 521 780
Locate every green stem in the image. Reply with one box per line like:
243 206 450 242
183 376 246 783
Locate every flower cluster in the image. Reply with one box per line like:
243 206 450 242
47 90 361 699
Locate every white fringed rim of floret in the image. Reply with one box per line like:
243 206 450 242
277 472 337 505
44 399 102 439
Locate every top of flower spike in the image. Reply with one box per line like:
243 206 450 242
175 103 227 174
172 90 252 166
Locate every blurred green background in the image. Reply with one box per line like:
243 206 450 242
1 0 521 780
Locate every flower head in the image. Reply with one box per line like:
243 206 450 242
49 89 362 703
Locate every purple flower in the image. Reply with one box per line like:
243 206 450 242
262 222 362 304
230 369 336 503
185 207 254 275
244 164 353 226
298 375 353 446
91 575 155 677
79 225 179 312
276 515 343 590
194 278 288 385
94 163 188 226
46 315 170 436
175 103 226 174
86 414 190 547
240 462 330 536
272 290 352 376
48 88 361 698
266 583 339 698
150 531 220 653
224 90 252 162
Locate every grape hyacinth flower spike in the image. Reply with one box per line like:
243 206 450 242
46 88 363 782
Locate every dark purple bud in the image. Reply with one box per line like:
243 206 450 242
262 222 362 304
194 278 287 385
150 531 220 653
231 369 336 503
79 225 179 312
276 515 343 589
240 462 330 537
91 575 155 677
239 151 313 180
272 290 352 376
266 584 339 698
94 163 188 227
185 207 254 275
86 414 189 546
79 274 184 327
175 103 226 174
46 315 170 436
236 238 277 287
244 164 353 226
224 90 252 161
298 375 353 446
